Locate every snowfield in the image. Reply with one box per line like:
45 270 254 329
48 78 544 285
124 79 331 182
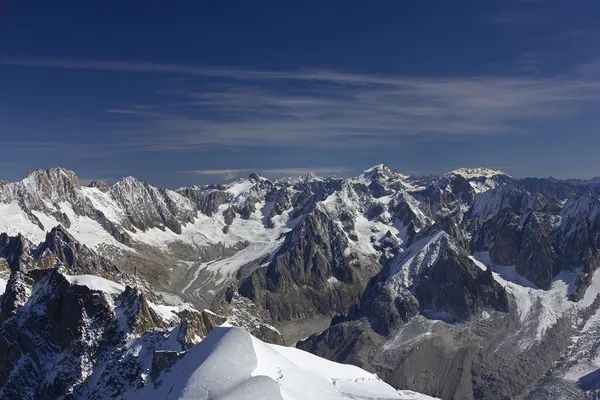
135 325 436 400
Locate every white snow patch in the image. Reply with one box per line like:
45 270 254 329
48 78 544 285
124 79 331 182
156 291 193 310
148 303 181 324
64 274 125 295
226 179 254 199
81 187 127 224
0 201 48 243
58 202 130 251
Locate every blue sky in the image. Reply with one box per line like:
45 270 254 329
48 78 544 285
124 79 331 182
1 1 600 187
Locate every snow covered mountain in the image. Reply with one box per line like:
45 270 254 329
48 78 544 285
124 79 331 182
444 167 509 179
2 166 600 399
137 325 435 400
0 266 432 399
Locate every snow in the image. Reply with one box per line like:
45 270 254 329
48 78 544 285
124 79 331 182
353 213 390 255
81 186 127 224
0 201 49 243
181 202 293 294
327 276 339 286
445 167 508 179
387 232 447 290
130 199 291 256
471 252 581 348
560 194 600 220
0 194 130 253
58 202 130 251
469 186 537 222
196 242 278 291
468 179 501 194
156 291 193 309
552 269 600 385
147 303 182 324
252 336 409 400
64 274 125 295
0 199 127 252
320 188 405 261
226 179 254 199
135 326 436 400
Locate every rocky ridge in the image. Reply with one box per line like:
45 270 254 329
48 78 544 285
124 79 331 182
2 166 600 398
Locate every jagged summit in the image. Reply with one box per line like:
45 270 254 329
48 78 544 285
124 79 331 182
361 163 392 180
360 164 410 183
444 167 508 178
303 171 323 182
25 167 79 182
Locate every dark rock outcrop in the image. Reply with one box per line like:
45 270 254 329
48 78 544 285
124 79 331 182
34 225 120 277
239 208 375 323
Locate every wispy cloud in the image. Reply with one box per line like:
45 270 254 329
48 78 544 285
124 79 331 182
1 57 398 84
180 166 353 180
4 57 600 153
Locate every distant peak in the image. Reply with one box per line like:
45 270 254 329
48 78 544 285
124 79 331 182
303 172 323 182
445 167 508 179
361 164 408 181
26 167 79 182
362 164 390 174
115 176 144 186
22 167 82 193
361 164 392 179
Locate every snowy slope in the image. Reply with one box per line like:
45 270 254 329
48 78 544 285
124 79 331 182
135 326 436 400
471 252 600 349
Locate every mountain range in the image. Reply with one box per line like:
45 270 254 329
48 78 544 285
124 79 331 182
1 165 600 399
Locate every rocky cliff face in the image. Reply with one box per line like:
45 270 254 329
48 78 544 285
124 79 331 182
239 207 371 324
0 267 163 399
469 186 600 294
355 232 509 336
0 265 284 399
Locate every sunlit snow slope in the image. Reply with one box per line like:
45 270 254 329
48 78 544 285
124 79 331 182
134 326 436 400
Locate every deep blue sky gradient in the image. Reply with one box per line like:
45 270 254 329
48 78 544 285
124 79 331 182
1 1 600 187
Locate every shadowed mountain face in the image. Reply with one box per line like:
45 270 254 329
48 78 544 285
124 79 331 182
1 166 600 399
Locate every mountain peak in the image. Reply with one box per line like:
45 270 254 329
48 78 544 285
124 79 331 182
26 167 78 179
303 172 323 183
444 167 508 179
25 167 80 186
361 164 394 181
363 163 390 174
